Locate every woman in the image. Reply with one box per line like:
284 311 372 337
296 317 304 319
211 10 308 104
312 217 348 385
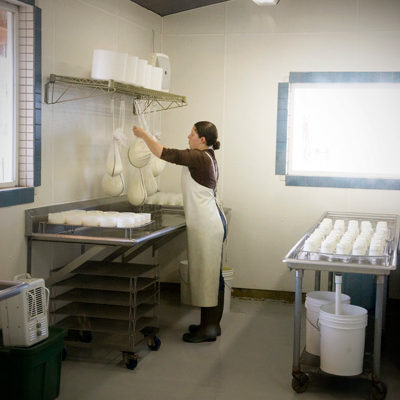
132 121 227 343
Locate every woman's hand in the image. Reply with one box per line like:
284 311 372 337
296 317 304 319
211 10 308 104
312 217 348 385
132 125 164 158
133 126 148 139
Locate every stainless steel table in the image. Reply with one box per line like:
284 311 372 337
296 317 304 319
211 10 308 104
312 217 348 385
283 211 400 400
25 197 186 369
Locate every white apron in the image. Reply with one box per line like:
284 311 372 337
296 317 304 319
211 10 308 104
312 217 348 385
181 152 225 307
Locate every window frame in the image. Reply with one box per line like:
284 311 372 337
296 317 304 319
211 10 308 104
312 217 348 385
275 72 400 191
0 1 41 208
0 0 19 189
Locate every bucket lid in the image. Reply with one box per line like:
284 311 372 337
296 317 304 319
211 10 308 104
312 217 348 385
319 303 368 328
222 267 233 277
306 291 350 307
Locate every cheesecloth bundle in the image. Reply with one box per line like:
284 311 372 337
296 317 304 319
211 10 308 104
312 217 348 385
101 99 126 196
127 100 161 205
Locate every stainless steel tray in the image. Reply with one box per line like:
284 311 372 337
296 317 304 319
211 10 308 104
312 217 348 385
39 220 155 240
52 287 158 307
283 211 400 274
26 199 186 246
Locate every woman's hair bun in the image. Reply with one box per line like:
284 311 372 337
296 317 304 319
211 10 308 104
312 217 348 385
213 140 221 150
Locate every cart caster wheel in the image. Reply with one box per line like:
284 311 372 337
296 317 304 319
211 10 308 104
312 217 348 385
123 352 138 370
148 336 161 351
291 373 310 393
62 348 67 361
370 382 387 400
125 358 138 370
79 330 92 343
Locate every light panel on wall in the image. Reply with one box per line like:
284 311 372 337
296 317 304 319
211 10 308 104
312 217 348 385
252 0 280 5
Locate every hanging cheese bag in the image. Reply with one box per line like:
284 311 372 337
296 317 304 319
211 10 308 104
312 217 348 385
142 164 158 196
105 141 123 176
104 99 126 176
128 138 152 168
127 170 147 206
101 173 125 197
129 100 152 168
151 155 166 177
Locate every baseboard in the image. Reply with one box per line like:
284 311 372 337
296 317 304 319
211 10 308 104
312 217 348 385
160 282 303 303
232 288 305 303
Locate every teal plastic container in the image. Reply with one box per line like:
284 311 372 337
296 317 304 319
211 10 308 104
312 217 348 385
342 273 376 311
0 326 66 400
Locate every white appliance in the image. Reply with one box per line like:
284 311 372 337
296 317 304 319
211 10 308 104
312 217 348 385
149 53 171 92
0 274 49 347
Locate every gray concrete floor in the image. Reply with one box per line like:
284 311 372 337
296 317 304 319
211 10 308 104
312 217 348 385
58 292 400 400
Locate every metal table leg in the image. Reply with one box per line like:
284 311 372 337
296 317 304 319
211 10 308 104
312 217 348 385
291 269 310 393
293 269 304 372
382 276 388 330
373 275 384 381
371 275 388 398
314 271 321 291
27 237 32 274
328 272 334 291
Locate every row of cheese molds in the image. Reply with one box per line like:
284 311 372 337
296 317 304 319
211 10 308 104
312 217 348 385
47 210 151 228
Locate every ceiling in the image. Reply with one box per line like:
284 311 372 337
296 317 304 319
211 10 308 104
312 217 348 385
131 0 230 17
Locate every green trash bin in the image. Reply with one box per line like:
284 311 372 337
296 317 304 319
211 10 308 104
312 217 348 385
0 326 66 400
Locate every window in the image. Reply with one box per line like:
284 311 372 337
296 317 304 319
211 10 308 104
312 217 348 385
276 72 400 190
0 0 18 188
0 1 41 208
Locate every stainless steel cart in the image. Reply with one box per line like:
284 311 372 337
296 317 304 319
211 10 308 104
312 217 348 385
283 211 400 400
25 197 186 369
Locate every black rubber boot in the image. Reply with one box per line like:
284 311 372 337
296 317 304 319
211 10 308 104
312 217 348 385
183 291 224 343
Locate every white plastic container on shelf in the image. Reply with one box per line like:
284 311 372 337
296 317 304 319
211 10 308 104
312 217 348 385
151 66 163 91
144 64 153 89
305 291 350 356
136 59 148 87
91 49 127 82
149 53 171 91
124 55 138 85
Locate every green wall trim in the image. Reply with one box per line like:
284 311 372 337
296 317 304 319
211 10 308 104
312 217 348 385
275 82 289 175
289 71 400 83
0 187 34 207
286 175 400 190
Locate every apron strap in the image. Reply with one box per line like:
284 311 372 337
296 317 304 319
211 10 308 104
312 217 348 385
204 151 225 211
204 151 218 186
204 151 228 244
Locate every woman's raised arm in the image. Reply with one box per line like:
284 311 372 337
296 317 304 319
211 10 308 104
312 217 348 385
132 126 166 158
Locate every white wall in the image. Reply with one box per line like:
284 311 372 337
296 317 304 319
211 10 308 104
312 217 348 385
2 0 400 298
161 0 400 295
0 0 162 280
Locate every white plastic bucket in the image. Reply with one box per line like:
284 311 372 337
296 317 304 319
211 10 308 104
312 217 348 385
305 291 350 356
144 64 153 89
179 260 191 305
151 66 163 91
319 303 368 376
91 49 127 82
136 59 148 87
222 267 234 314
124 55 138 85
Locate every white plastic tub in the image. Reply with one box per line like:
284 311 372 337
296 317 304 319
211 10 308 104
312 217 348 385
305 291 350 356
319 303 368 376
